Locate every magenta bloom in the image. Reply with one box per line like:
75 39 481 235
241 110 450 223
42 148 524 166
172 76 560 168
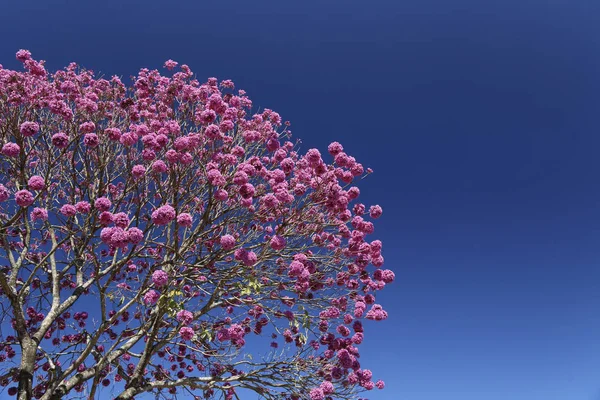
151 160 167 174
164 59 178 70
94 197 111 211
143 290 160 305
126 227 144 244
365 304 388 321
51 132 69 148
306 148 322 167
100 227 115 244
375 380 385 389
309 388 325 400
0 184 9 202
320 381 334 395
207 169 226 186
98 211 114 226
30 207 48 222
151 204 176 225
177 213 193 227
75 201 91 214
214 189 228 201
16 49 32 61
220 234 235 250
239 183 255 199
109 228 129 248
113 212 130 228
269 235 286 251
60 204 77 217
83 133 99 147
243 251 258 266
328 141 344 156
176 310 193 325
79 122 95 133
152 270 169 287
2 143 20 157
15 190 34 207
369 205 383 219
131 164 146 179
19 122 39 137
27 175 45 191
179 327 194 341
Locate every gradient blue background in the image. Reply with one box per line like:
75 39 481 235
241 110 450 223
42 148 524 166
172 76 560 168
1 1 600 399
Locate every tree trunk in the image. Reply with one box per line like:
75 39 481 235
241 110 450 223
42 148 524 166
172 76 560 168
17 338 36 400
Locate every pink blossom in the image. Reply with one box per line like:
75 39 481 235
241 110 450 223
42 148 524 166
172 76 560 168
233 170 249 185
2 143 20 157
305 148 322 167
369 205 383 219
165 150 179 163
176 310 193 325
109 228 129 248
19 122 39 137
351 332 364 344
152 270 169 287
28 175 45 191
243 251 258 266
79 122 95 133
94 197 111 211
215 189 228 201
75 201 91 213
15 190 34 207
105 127 121 141
164 59 178 70
99 211 114 226
83 133 99 147
127 227 144 244
177 213 193 227
320 381 334 395
151 160 168 173
100 227 115 244
51 132 69 148
151 204 176 225
30 207 48 222
119 132 137 146
174 137 190 151
144 290 160 305
375 380 385 389
207 169 226 186
328 141 344 156
220 234 236 250
16 49 32 62
60 204 77 217
0 184 9 202
239 183 255 199
309 388 324 400
269 235 286 250
179 327 194 340
365 304 388 321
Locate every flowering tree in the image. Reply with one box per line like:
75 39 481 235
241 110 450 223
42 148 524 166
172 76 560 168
0 50 393 400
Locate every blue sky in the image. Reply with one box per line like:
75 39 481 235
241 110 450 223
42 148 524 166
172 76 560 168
2 0 600 399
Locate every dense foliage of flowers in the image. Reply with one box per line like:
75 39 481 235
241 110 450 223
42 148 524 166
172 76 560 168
0 50 393 400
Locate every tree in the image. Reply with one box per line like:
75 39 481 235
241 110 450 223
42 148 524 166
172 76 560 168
0 50 393 400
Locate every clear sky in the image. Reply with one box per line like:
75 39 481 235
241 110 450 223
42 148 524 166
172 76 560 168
1 0 600 399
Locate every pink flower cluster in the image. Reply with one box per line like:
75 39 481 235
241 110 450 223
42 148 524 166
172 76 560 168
28 175 45 190
151 204 176 225
19 121 39 137
151 270 169 287
176 310 193 325
100 227 144 248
